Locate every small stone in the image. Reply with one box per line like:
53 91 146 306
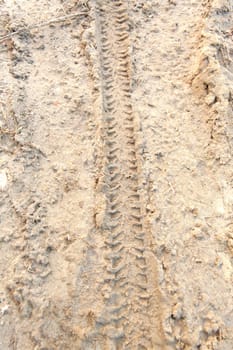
203 312 221 336
205 93 217 106
172 303 183 320
171 249 176 256
203 319 219 335
190 207 198 216
0 170 8 191
1 305 9 315
192 227 204 239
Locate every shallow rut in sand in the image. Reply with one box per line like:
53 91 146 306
85 0 164 348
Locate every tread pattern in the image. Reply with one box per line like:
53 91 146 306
90 1 159 348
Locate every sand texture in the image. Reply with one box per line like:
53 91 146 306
0 0 232 349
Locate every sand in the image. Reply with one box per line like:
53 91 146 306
0 0 232 349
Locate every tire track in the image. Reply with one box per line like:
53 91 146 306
91 1 163 348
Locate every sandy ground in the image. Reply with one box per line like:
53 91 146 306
0 0 232 349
